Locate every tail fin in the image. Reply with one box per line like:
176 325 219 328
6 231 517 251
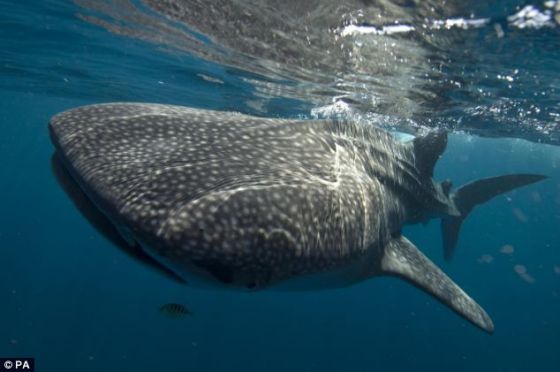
442 174 546 261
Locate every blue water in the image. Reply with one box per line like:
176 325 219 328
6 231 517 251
1 1 560 371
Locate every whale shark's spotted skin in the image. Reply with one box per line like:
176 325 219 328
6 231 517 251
50 103 545 332
51 104 430 284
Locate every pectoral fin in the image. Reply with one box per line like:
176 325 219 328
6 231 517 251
381 235 494 333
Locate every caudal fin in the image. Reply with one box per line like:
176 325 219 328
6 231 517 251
442 174 546 261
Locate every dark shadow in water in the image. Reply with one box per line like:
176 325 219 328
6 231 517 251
50 154 186 284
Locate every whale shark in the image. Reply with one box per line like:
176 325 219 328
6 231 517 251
49 103 545 333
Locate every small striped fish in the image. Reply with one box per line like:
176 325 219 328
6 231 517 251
159 303 192 317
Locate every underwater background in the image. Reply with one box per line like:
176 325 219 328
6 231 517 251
1 0 559 371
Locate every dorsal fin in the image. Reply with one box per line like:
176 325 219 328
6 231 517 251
381 235 494 333
413 130 447 177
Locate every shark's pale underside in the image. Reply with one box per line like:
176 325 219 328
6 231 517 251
49 103 546 333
